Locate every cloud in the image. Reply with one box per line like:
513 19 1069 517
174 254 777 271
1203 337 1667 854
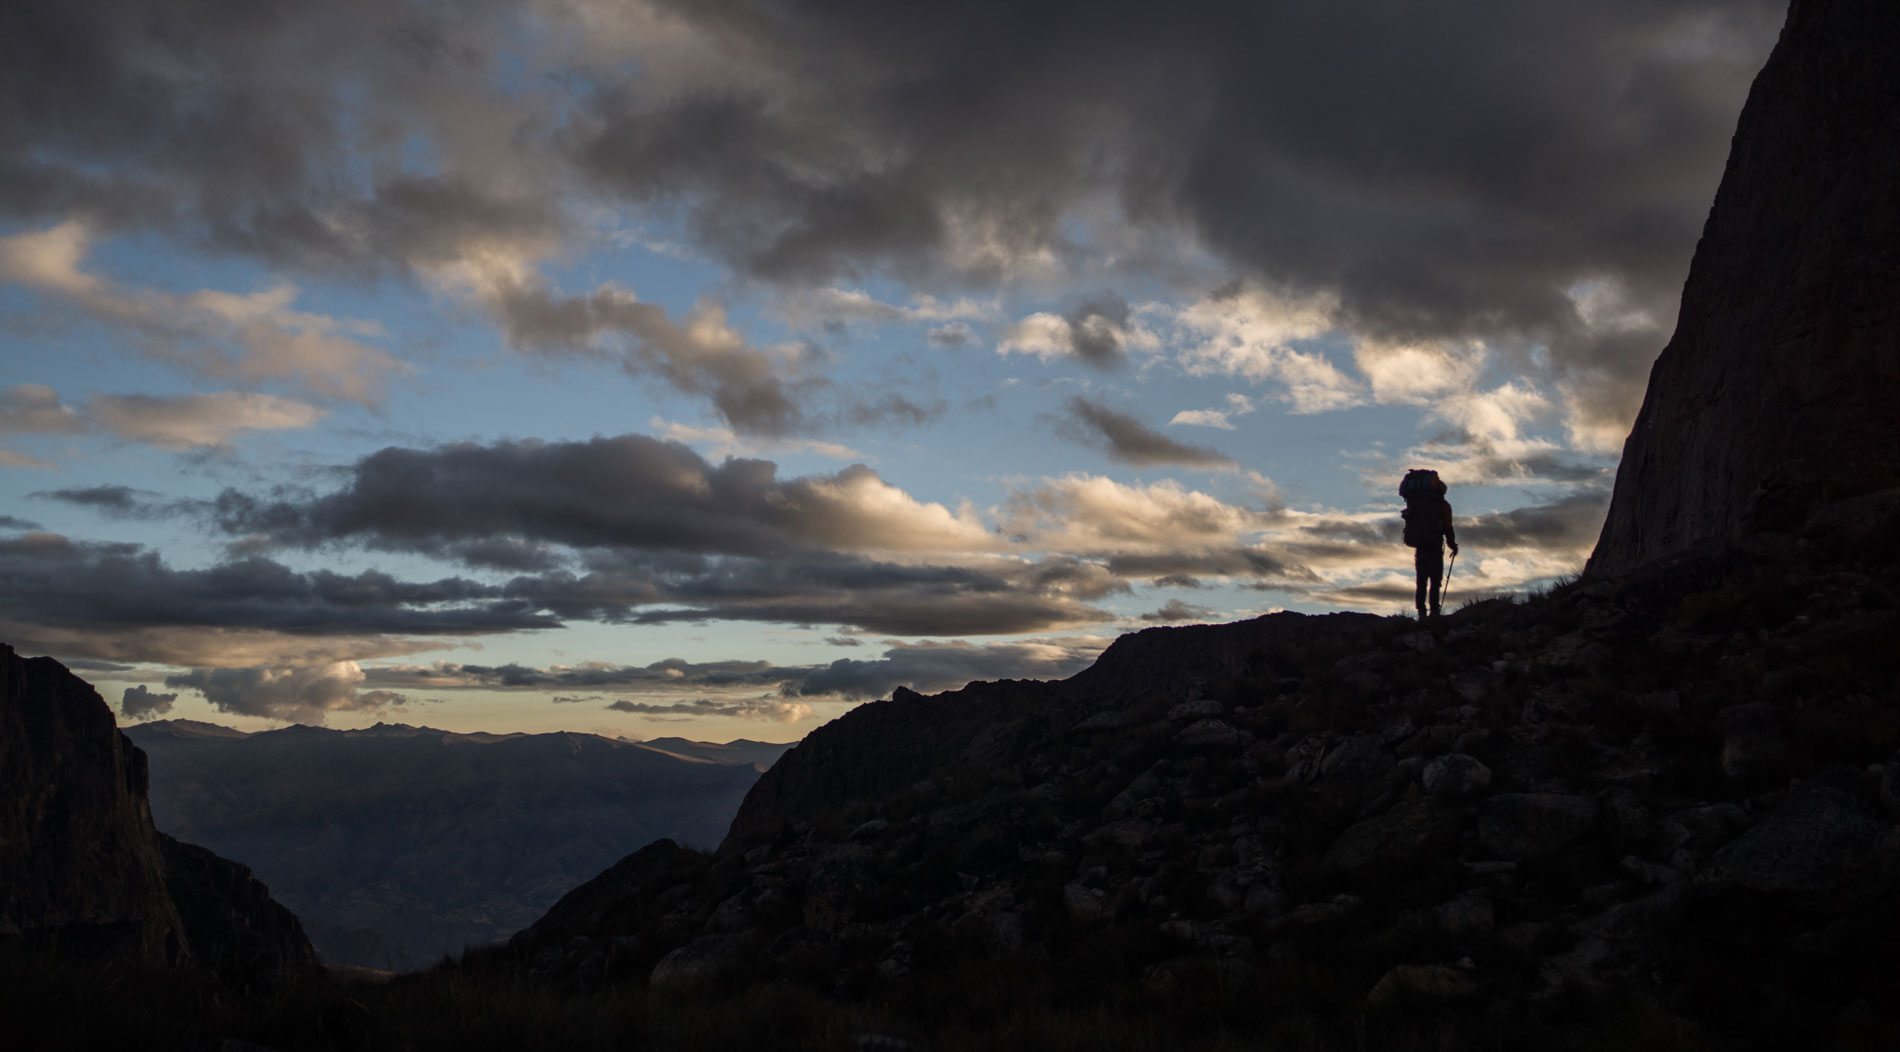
477 277 815 436
87 392 325 448
649 416 864 462
927 322 974 347
362 657 790 693
777 287 991 330
1057 397 1236 468
998 292 1157 369
1139 599 1216 623
0 515 40 530
783 637 1101 700
1169 393 1255 431
1 384 324 452
0 384 87 435
366 637 1103 704
31 485 182 519
1173 285 1362 413
0 223 405 404
0 1 1782 451
213 432 1000 558
119 684 177 720
0 531 557 666
606 697 813 723
0 450 54 469
1000 474 1264 553
165 661 408 723
575 2 1772 428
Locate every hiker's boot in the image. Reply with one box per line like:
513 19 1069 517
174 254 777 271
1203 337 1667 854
1430 604 1442 619
1416 605 1428 622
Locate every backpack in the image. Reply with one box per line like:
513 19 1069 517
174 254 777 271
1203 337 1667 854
1399 469 1445 549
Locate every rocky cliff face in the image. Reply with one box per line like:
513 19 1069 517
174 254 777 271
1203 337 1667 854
0 643 316 987
1589 0 1900 576
0 642 187 965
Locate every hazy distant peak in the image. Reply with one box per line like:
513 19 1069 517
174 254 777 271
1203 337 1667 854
123 718 251 739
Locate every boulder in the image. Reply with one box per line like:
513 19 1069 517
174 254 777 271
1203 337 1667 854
1715 702 1789 782
1323 800 1464 879
648 934 749 993
1168 698 1225 721
1696 788 1899 911
1422 753 1492 801
1177 718 1245 749
1367 963 1479 1008
1478 794 1600 862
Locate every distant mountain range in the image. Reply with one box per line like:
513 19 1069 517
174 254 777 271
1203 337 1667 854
125 719 791 969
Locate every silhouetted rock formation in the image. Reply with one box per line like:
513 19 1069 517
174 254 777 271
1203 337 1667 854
0 643 316 989
1590 0 1900 577
128 719 788 968
159 833 319 991
0 642 187 965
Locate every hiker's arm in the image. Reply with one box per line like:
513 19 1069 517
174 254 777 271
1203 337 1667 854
1443 504 1458 553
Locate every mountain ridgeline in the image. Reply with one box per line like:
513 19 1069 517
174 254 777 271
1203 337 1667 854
125 720 790 969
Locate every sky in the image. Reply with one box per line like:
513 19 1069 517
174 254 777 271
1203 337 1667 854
0 0 1783 741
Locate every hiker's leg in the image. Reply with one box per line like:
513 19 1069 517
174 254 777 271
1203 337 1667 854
1428 569 1443 616
1414 558 1428 616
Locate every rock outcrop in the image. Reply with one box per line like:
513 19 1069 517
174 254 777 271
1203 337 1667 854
0 643 316 987
502 546 1900 1045
0 642 187 965
1589 0 1900 576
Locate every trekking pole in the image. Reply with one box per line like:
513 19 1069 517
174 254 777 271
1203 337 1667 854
1443 550 1456 607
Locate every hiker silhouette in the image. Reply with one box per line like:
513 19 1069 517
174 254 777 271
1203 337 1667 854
1399 469 1459 619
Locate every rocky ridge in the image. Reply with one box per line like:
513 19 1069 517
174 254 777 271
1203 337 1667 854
507 548 1900 1045
0 643 317 989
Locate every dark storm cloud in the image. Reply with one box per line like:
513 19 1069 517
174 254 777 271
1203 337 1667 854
211 433 990 557
120 684 178 719
0 532 558 647
1058 397 1236 468
784 639 1101 700
362 657 788 692
3 1 1782 438
605 697 810 722
1456 489 1612 551
366 637 1100 703
1102 548 1313 584
200 432 1110 635
500 550 1109 635
568 0 1780 424
32 485 190 519
0 0 554 271
1063 292 1136 369
1139 599 1215 623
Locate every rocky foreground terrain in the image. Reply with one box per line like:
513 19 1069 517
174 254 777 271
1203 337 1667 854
495 528 1900 1049
128 720 787 968
3 0 1897 1048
